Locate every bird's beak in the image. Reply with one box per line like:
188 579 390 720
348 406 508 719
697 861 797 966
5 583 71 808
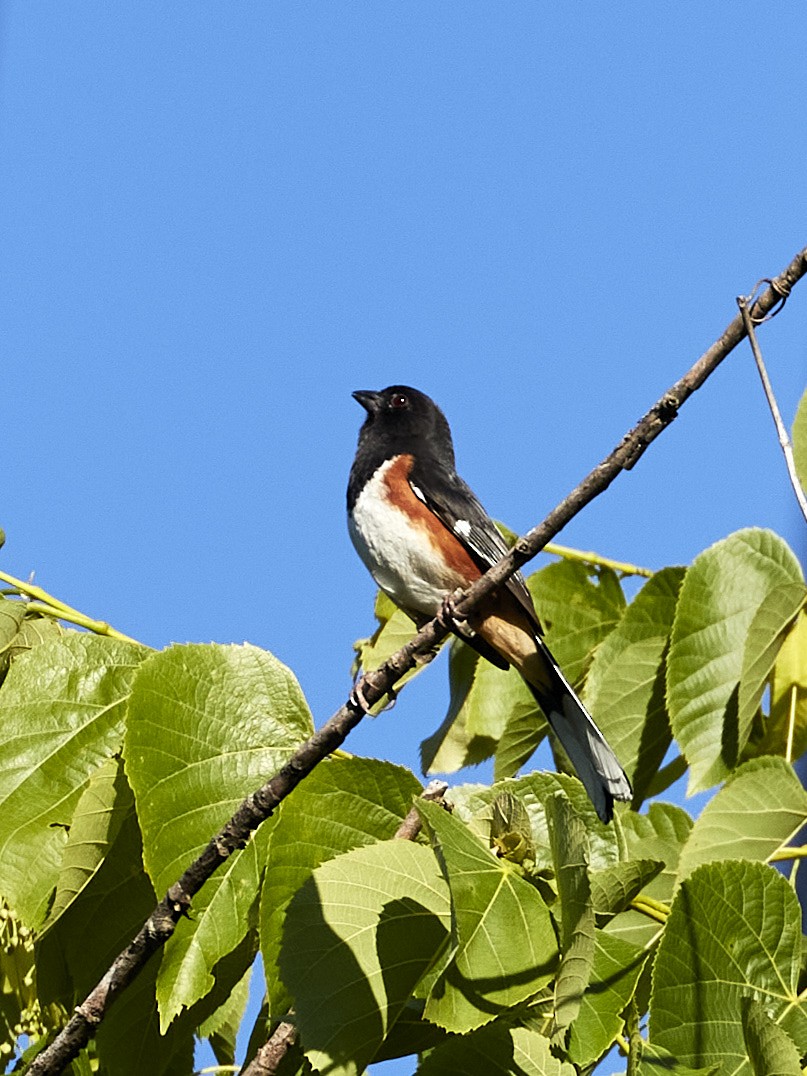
352 390 383 414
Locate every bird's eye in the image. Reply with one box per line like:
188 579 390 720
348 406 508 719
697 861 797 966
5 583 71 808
389 393 408 409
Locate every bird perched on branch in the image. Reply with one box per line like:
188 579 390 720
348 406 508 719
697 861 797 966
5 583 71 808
347 384 631 822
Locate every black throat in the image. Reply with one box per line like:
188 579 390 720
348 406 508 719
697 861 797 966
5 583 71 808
347 386 456 511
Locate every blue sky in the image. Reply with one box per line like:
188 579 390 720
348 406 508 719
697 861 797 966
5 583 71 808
1 4 806 1074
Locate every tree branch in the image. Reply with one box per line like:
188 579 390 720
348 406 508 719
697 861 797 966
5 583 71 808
393 779 449 840
27 244 807 1076
239 1019 297 1076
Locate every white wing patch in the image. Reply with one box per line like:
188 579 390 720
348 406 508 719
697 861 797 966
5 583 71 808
409 482 427 503
453 519 472 539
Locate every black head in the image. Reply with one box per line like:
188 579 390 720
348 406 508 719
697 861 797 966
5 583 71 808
348 386 456 508
351 385 455 463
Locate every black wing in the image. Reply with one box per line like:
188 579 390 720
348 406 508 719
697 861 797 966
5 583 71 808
409 457 540 629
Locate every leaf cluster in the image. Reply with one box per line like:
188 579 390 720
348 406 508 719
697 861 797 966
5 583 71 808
0 520 802 1073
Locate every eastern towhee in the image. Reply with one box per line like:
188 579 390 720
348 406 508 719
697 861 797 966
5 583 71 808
347 385 632 823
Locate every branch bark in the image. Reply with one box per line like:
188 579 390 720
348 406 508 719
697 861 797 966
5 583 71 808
240 1019 297 1076
27 244 807 1075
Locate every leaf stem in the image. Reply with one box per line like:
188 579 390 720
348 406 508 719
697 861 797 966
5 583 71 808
634 894 671 916
768 845 807 862
643 754 687 798
0 569 142 645
543 542 654 578
785 683 797 764
630 896 670 923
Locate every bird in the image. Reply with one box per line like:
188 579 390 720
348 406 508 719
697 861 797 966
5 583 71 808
347 384 632 823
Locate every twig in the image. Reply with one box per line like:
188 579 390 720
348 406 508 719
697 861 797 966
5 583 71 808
239 1020 296 1076
0 570 141 645
737 295 807 524
26 245 807 1076
394 779 449 840
542 543 653 578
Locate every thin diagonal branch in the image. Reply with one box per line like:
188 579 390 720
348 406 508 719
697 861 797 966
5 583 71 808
27 244 807 1076
737 295 807 524
240 1019 297 1076
393 779 449 840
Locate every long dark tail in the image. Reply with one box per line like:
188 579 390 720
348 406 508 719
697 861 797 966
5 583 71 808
526 636 632 823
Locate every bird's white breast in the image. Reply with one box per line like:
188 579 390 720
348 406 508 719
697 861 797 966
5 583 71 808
348 457 467 616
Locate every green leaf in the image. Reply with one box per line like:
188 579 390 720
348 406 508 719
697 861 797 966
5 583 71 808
417 1022 577 1075
546 792 594 1035
737 583 806 751
650 861 807 1073
44 756 131 927
353 590 417 672
353 591 425 711
260 756 422 1017
530 560 627 685
35 762 154 1011
589 859 665 924
567 931 647 1067
677 756 807 883
281 840 451 1076
102 938 257 1076
494 700 548 781
124 642 312 1028
626 1043 721 1075
0 904 37 1056
667 528 804 793
417 798 558 1033
742 996 802 1076
460 773 621 874
423 639 538 773
2 616 66 701
0 597 27 679
197 966 252 1068
643 752 688 798
752 610 807 761
156 827 267 1030
792 387 807 497
490 790 536 865
95 954 194 1076
127 643 313 890
583 568 685 805
0 635 148 927
372 999 448 1062
608 804 692 949
622 804 692 902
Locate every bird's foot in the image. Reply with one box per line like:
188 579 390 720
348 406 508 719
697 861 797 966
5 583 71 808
349 678 397 714
438 588 468 631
